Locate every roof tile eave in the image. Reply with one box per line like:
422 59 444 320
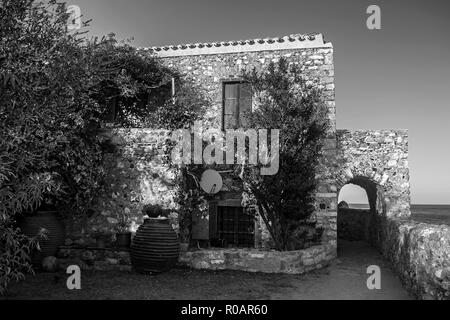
140 33 333 57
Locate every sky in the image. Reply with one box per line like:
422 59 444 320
71 0 450 204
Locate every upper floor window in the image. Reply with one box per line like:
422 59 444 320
103 76 177 124
222 81 252 129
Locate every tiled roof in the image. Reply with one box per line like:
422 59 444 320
141 33 332 57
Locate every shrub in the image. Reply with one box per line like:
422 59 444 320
0 225 42 295
142 204 167 218
0 0 172 293
115 212 131 233
239 58 330 251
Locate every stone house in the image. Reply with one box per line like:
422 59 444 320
64 33 411 275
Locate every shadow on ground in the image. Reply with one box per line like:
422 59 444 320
3 240 411 300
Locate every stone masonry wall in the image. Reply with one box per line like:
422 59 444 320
336 129 411 264
179 243 335 275
158 46 336 133
336 129 410 219
335 129 450 299
64 128 176 246
382 218 450 300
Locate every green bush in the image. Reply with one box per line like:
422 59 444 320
0 226 41 295
240 58 330 251
0 0 173 293
142 204 167 218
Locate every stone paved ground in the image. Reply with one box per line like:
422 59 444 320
3 240 411 300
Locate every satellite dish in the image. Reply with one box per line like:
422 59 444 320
200 169 223 194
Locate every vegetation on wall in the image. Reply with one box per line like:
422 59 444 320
91 35 175 127
239 58 329 251
155 85 210 244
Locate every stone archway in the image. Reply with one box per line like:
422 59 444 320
335 160 409 253
336 175 386 253
336 129 411 220
338 176 379 213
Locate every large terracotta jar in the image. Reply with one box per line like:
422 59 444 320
131 218 180 273
19 210 65 267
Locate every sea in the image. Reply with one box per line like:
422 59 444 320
349 204 450 226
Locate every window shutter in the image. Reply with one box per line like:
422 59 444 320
238 83 252 127
209 201 219 240
222 82 252 129
223 83 239 129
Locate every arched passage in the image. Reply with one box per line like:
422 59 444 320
336 176 386 255
338 183 370 209
340 176 379 213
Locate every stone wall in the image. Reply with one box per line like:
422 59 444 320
335 129 450 299
336 129 410 220
156 42 336 133
179 243 335 274
382 218 450 300
64 128 177 245
335 129 411 264
57 246 132 272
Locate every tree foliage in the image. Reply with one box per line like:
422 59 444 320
0 0 172 293
240 58 329 251
0 225 41 295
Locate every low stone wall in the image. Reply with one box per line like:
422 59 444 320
56 246 132 272
382 218 450 300
178 244 335 274
54 243 335 275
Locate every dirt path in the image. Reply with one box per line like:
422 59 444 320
269 240 412 300
4 240 411 300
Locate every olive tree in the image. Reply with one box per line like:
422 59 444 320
240 58 329 251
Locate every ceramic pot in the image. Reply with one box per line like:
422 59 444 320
131 218 179 273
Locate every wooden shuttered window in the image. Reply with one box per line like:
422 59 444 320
222 82 252 129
